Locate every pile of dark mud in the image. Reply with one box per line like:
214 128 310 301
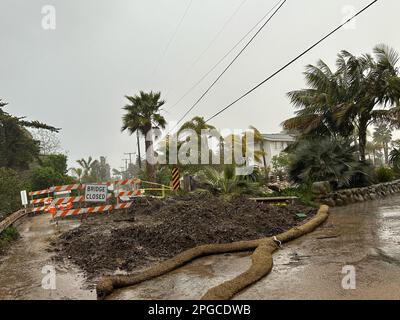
53 193 315 278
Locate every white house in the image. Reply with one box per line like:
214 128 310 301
258 133 295 167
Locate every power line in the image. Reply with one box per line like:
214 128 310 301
167 0 284 112
205 0 379 123
169 0 287 133
151 0 194 77
169 0 248 94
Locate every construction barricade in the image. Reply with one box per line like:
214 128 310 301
28 178 173 219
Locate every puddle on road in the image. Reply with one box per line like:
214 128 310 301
0 214 95 300
1 195 400 300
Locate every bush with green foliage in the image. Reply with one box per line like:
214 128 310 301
269 185 316 207
375 167 395 183
0 226 19 252
289 138 373 189
40 154 68 175
197 165 261 199
0 168 29 219
271 152 291 178
30 166 75 191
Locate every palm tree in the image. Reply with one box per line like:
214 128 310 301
70 167 83 183
283 44 400 162
121 91 166 181
373 124 392 164
179 116 216 165
76 156 94 177
222 126 267 169
179 116 215 135
248 126 267 168
366 141 379 165
289 137 371 188
390 148 400 170
198 165 258 196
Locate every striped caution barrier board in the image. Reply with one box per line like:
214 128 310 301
30 178 142 199
171 167 180 191
28 178 144 213
53 202 133 218
50 184 85 193
50 194 114 206
116 190 144 198
109 178 141 186
54 204 114 218
29 189 51 196
31 205 51 213
30 197 53 204
50 196 85 206
114 202 133 210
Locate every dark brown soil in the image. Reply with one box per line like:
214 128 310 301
53 193 315 278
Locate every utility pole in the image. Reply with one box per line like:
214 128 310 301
122 158 129 171
136 130 142 169
124 152 135 165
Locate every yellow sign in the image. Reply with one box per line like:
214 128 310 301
171 168 180 191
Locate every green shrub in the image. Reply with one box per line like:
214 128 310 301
0 167 29 219
270 185 316 207
30 166 75 191
375 167 395 183
289 138 373 189
0 226 19 252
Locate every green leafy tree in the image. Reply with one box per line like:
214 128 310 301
0 99 59 170
0 168 29 218
122 91 166 181
31 154 75 190
41 154 68 175
271 152 292 178
90 156 111 181
283 44 400 162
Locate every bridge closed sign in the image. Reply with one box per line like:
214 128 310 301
85 184 108 203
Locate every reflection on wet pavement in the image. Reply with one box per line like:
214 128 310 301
111 196 400 300
1 195 400 300
0 214 95 300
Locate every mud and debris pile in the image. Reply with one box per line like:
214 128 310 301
54 193 315 278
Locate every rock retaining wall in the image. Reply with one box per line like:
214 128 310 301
317 180 400 207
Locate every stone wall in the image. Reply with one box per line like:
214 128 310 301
316 180 400 207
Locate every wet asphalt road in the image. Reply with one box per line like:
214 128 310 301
1 195 400 300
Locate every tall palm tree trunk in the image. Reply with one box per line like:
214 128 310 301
136 130 142 169
358 116 369 162
144 128 156 181
384 143 389 164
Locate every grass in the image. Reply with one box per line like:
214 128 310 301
0 226 19 253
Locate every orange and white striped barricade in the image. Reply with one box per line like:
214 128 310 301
29 189 51 197
30 197 53 205
49 184 85 193
115 189 144 198
54 204 114 219
108 178 141 186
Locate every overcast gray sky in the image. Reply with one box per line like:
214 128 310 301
0 0 398 170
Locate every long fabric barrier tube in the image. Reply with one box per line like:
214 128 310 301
96 205 329 299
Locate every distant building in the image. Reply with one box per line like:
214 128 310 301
258 133 295 167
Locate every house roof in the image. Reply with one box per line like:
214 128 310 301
261 133 295 142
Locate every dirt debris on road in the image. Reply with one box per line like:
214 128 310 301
53 193 315 279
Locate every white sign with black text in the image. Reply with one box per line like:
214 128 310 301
85 184 108 203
